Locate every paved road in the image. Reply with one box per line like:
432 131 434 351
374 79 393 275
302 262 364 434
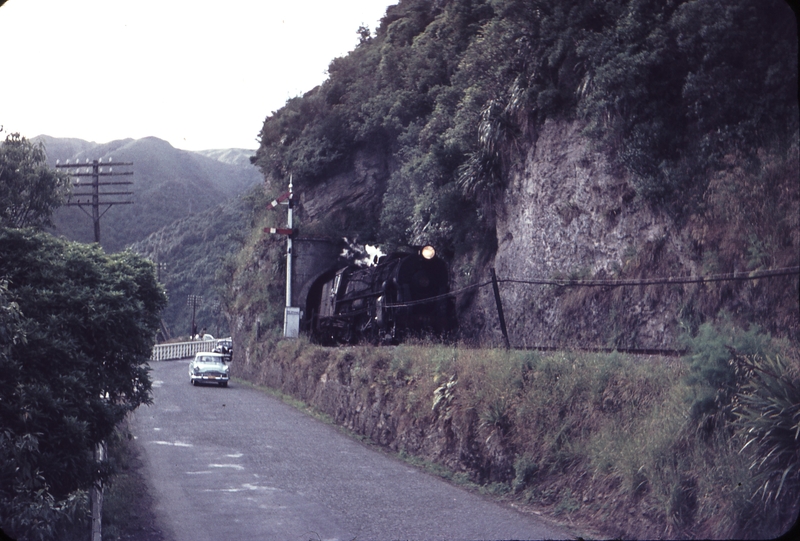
129 359 576 541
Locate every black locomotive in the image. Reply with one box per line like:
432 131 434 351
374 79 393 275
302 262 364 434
305 245 456 344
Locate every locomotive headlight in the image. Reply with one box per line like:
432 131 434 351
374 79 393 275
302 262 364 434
421 245 436 260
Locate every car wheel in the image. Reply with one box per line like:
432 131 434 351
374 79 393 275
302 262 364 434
220 381 228 388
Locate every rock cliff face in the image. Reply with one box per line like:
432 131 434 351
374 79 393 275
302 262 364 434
476 120 692 349
285 146 390 238
283 119 797 348
449 119 796 348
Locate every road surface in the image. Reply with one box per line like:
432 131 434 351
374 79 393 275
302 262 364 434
129 358 577 540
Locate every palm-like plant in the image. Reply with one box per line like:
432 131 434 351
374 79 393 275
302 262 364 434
733 354 800 507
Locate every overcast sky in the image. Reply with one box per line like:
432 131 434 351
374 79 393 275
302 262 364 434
0 0 396 151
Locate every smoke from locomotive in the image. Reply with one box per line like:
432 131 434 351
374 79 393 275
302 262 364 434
305 245 456 344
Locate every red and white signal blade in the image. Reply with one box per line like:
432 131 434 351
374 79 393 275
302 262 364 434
264 227 293 235
267 191 291 209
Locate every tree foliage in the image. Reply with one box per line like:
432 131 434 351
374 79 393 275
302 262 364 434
251 0 796 251
576 0 798 211
0 134 71 229
0 228 167 540
681 317 774 425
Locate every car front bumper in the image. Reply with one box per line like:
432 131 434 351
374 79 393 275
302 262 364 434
191 373 229 384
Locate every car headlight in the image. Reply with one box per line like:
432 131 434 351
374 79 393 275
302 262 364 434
192 367 200 375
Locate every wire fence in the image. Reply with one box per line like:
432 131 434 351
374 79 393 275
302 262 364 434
385 266 800 309
384 265 799 354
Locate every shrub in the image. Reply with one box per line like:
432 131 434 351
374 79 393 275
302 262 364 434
681 318 774 426
733 354 800 533
512 453 539 493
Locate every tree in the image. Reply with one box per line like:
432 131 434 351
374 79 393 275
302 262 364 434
0 133 71 229
0 228 167 540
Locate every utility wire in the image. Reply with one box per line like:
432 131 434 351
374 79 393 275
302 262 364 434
384 266 799 309
500 265 800 288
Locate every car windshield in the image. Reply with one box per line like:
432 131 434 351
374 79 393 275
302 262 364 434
197 356 223 364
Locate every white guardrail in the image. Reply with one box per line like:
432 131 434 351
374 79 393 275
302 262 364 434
151 339 223 361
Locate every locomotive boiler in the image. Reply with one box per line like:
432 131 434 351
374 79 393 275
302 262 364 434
305 245 456 344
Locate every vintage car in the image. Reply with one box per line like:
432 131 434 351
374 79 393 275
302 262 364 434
213 338 232 363
189 351 230 387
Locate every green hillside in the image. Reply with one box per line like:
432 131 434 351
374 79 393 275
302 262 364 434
252 0 797 252
129 190 256 340
242 0 797 342
37 135 260 253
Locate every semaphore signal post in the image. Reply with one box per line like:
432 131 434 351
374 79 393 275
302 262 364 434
55 158 133 243
264 176 299 338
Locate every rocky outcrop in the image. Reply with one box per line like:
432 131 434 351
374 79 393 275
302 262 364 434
273 120 797 349
461 119 798 348
469 120 691 349
291 146 390 236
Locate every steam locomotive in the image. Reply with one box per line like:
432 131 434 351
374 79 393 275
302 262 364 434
305 245 456 344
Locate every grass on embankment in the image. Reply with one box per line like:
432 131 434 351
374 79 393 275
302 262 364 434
100 423 166 541
236 331 799 540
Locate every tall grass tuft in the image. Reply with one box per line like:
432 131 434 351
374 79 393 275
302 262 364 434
733 353 800 532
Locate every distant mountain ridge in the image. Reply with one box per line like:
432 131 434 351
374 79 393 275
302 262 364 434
194 148 257 167
33 135 261 252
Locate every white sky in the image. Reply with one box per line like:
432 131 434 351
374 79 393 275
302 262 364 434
0 0 396 151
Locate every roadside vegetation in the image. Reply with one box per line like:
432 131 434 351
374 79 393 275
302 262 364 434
0 134 167 540
232 326 798 539
99 424 166 541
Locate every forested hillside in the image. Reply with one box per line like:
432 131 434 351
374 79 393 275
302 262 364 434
27 135 260 338
253 0 795 241
240 0 797 347
129 191 255 340
37 135 260 253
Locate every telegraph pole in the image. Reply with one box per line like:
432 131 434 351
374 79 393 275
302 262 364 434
52 161 131 541
490 268 510 349
188 295 203 339
155 252 170 341
55 158 133 243
90 443 105 541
